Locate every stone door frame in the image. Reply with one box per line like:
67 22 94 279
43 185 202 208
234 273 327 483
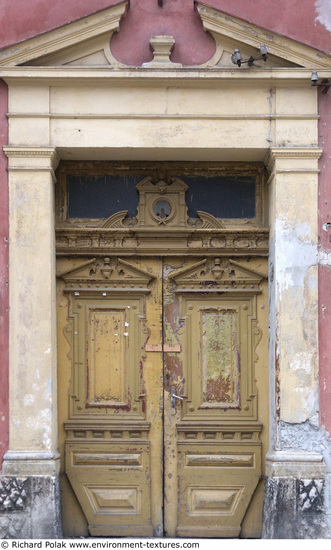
0 3 329 535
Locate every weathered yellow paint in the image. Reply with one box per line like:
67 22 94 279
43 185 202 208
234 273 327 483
88 309 126 403
57 254 268 537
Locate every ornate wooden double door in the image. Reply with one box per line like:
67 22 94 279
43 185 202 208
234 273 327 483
57 254 268 538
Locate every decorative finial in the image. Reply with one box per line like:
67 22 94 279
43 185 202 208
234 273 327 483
142 36 182 68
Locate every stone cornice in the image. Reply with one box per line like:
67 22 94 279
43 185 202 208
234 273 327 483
0 67 327 83
268 147 323 159
4 146 58 158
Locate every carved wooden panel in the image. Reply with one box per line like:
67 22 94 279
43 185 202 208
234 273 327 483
177 296 260 420
177 440 261 537
61 257 153 418
87 308 126 406
201 308 239 407
66 295 148 417
65 440 153 536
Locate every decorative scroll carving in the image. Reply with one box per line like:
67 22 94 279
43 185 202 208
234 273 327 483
63 321 73 360
188 211 224 229
102 211 138 228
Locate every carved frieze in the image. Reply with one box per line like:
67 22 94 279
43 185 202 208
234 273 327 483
56 229 269 256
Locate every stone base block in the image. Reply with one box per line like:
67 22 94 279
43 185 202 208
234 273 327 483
263 477 328 539
0 476 62 539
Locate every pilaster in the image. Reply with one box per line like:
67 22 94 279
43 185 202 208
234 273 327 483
263 147 327 538
0 147 62 537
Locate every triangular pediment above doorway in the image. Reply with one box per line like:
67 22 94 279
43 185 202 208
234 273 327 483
196 2 331 69
0 0 330 69
0 2 128 67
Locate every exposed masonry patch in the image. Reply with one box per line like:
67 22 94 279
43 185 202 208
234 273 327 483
315 0 331 33
279 420 331 459
275 218 316 291
319 249 331 267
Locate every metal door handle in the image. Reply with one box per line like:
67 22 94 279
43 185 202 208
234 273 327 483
171 386 183 414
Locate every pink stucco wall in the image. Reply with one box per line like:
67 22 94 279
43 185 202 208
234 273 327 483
0 0 330 465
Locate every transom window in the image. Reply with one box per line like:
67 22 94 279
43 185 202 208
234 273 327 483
56 162 265 227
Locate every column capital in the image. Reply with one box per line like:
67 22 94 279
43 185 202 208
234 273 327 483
3 146 59 181
265 146 323 179
267 147 323 160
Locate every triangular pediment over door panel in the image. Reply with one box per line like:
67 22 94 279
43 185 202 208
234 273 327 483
0 0 330 70
196 2 331 69
0 2 128 67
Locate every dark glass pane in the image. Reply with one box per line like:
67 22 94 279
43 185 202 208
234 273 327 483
67 173 256 220
67 174 141 218
182 176 256 219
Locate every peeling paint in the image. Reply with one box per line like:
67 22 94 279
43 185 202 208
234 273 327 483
322 222 331 232
276 217 317 290
319 249 331 267
315 0 331 32
23 394 34 407
279 420 331 456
